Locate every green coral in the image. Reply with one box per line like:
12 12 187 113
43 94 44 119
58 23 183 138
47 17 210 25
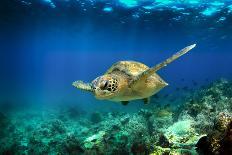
164 119 206 149
84 131 106 149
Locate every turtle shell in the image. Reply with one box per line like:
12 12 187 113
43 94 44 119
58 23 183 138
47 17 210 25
105 61 149 78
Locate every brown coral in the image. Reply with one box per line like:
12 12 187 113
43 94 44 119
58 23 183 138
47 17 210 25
196 112 232 155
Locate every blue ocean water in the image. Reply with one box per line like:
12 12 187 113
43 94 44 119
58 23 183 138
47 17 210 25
0 1 232 154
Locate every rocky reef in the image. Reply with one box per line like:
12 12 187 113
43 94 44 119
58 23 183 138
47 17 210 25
0 79 231 154
196 112 232 155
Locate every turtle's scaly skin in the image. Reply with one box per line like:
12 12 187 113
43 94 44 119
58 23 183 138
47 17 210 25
103 61 168 101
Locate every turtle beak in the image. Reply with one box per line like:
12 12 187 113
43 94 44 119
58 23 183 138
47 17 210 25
91 77 101 93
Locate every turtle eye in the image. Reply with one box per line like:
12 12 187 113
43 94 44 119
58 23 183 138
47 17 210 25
99 80 108 90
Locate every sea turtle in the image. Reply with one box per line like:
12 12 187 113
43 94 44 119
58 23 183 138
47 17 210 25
73 44 196 105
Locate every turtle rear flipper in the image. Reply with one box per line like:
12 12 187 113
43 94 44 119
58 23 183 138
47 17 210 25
72 80 93 92
130 44 196 85
143 98 150 105
121 101 129 105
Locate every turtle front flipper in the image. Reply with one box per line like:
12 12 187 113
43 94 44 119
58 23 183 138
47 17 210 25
72 80 93 92
130 44 196 85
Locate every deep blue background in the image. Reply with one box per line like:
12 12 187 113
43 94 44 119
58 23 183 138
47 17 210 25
0 0 232 111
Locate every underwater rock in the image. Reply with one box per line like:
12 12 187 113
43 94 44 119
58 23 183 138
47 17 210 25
131 142 149 155
90 112 103 124
220 121 232 154
196 112 232 155
215 112 232 131
0 141 22 155
158 134 170 148
63 135 84 154
50 119 66 134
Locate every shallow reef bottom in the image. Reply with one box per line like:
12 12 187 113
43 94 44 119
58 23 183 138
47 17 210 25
0 79 232 155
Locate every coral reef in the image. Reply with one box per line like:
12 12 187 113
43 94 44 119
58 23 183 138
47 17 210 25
164 119 205 149
90 112 103 124
0 79 232 154
196 112 232 155
0 112 11 137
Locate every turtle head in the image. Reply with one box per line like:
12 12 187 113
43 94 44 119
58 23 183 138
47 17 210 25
91 75 119 100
